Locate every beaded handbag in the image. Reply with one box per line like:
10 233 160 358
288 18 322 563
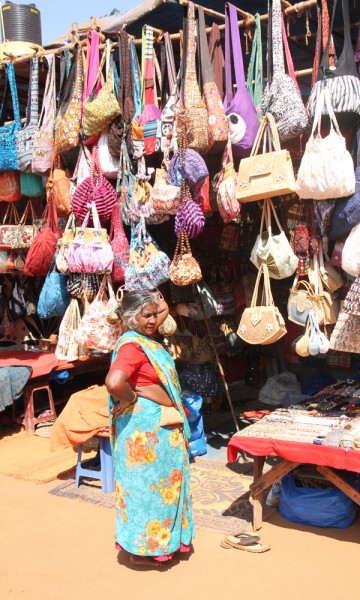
168 229 202 287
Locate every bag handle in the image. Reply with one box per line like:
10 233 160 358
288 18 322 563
37 55 56 129
224 2 247 107
281 16 301 93
198 6 215 85
250 263 275 308
2 202 19 225
246 13 263 110
250 112 281 156
83 30 102 106
269 0 285 75
141 25 156 107
3 64 21 127
320 0 354 75
90 145 105 190
19 199 37 226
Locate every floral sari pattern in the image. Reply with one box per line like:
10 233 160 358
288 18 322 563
109 332 194 557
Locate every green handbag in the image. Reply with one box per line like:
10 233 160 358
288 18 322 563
20 172 45 197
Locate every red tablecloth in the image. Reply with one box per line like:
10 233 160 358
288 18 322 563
228 434 360 473
0 351 74 379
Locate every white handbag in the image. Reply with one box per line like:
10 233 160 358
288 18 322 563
98 130 120 179
250 198 298 279
342 223 360 277
296 85 356 200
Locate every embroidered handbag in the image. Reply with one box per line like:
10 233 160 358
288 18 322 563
15 58 39 172
77 276 122 351
10 200 38 249
137 26 162 156
296 86 356 200
237 263 286 345
23 197 62 277
68 201 114 275
0 203 19 248
32 55 56 175
72 146 117 224
287 278 325 326
250 198 298 279
46 152 71 217
308 0 360 118
98 130 120 179
216 141 240 223
55 212 76 274
181 2 209 153
0 171 22 202
168 229 202 287
125 218 171 291
37 261 70 319
55 44 84 154
110 201 129 284
83 48 122 139
152 167 181 216
55 298 83 361
236 113 296 203
198 6 228 154
262 0 308 142
0 63 21 171
117 140 136 226
167 148 209 188
223 3 259 157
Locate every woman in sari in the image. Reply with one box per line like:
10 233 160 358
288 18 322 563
105 290 194 567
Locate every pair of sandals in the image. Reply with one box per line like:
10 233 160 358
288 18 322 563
220 532 270 553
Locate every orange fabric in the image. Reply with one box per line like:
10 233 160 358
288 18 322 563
0 351 73 379
50 384 109 452
109 342 161 386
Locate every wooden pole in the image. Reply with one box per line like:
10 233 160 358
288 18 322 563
179 0 226 21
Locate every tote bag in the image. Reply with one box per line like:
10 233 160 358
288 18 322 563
0 64 21 171
15 58 39 172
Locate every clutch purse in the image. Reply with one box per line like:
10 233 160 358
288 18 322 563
159 405 184 427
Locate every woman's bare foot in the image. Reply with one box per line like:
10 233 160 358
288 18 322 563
129 555 160 567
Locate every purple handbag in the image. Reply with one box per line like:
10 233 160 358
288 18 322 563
174 182 205 239
167 149 209 188
223 3 259 157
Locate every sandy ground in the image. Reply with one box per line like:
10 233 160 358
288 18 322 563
1 472 360 600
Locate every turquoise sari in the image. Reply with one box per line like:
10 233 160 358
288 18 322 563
109 331 194 557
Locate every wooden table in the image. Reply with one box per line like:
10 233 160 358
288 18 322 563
228 431 360 531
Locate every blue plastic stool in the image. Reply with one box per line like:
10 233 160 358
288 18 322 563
75 434 114 494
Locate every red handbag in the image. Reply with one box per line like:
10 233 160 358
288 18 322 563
110 202 129 283
71 145 117 224
24 197 61 277
0 171 22 202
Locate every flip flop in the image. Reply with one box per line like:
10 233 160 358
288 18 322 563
220 532 260 549
224 535 271 553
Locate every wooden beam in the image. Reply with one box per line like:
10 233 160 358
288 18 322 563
250 460 300 498
316 465 360 506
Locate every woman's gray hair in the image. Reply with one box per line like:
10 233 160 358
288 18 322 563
119 290 159 330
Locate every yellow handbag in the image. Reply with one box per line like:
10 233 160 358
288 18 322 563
236 113 296 203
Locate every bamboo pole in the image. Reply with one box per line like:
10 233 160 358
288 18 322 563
179 0 226 21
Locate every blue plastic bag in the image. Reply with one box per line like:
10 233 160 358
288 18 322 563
189 434 207 458
279 473 357 529
181 389 203 423
188 414 205 442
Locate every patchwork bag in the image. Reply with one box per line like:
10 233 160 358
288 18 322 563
155 33 179 154
124 218 171 291
0 63 21 172
223 3 259 157
237 263 286 345
67 202 114 275
32 54 56 175
37 261 70 319
250 198 298 279
262 0 308 142
55 44 84 154
296 85 356 200
15 58 39 172
236 113 296 203
168 229 202 287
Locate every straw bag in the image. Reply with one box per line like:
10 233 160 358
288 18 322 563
168 229 202 287
237 263 286 345
296 85 356 200
67 202 114 274
236 113 296 203
55 44 83 154
77 276 122 351
32 54 56 174
55 298 86 361
250 198 298 279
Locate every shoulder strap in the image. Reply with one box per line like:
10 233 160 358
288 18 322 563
83 30 101 106
271 0 285 75
320 0 357 77
224 2 247 105
246 13 263 108
37 54 56 128
198 6 215 85
208 22 224 99
27 58 39 125
5 63 21 127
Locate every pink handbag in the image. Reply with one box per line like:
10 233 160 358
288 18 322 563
71 146 117 224
76 275 122 351
110 202 129 283
67 201 114 274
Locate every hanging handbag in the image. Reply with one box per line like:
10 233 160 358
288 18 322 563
156 33 180 154
236 113 296 203
72 145 117 224
296 85 356 200
10 200 38 249
341 222 360 277
55 298 84 361
318 238 344 293
32 54 56 174
262 0 308 142
77 276 122 351
0 63 21 171
168 229 202 287
151 166 181 216
20 172 44 197
98 130 120 179
196 280 218 319
237 263 286 345
250 198 298 279
181 2 209 153
117 139 136 226
46 151 71 217
287 278 325 326
308 0 360 118
246 13 263 118
174 179 205 239
8 281 27 321
23 196 61 277
124 218 171 291
110 201 129 284
223 3 259 157
37 261 70 319
216 140 240 223
137 26 162 156
0 203 19 248
198 6 228 154
55 212 76 274
15 58 39 172
55 44 84 154
0 171 22 202
83 46 122 139
68 201 114 275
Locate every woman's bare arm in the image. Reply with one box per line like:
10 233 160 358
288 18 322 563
105 370 136 416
